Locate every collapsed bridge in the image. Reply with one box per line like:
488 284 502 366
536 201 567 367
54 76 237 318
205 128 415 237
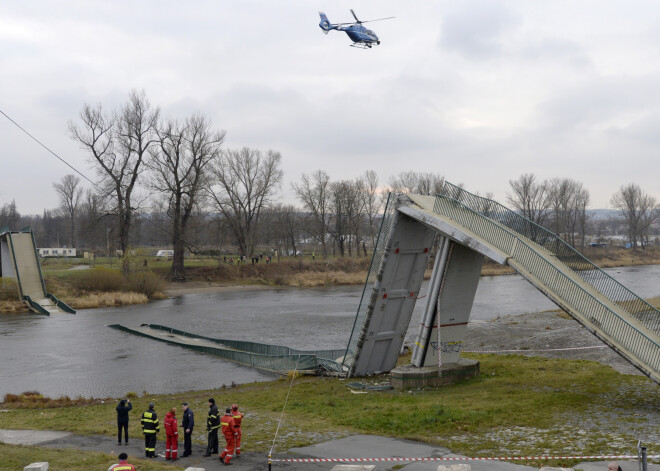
115 182 660 385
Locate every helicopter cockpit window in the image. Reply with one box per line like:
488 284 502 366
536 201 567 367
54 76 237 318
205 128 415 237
366 29 375 36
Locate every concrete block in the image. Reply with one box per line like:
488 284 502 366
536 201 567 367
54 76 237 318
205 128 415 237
391 359 479 389
183 468 206 471
540 468 574 471
330 466 376 471
437 465 471 471
24 464 49 471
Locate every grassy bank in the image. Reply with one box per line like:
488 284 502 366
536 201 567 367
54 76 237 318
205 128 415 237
0 443 174 471
4 246 660 313
2 354 658 467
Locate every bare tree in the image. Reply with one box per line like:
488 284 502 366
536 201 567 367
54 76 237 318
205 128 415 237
292 170 331 259
69 89 160 273
328 180 351 256
388 171 444 195
362 170 382 248
506 173 550 228
611 183 659 250
207 147 282 258
547 178 590 248
53 174 83 248
150 114 225 280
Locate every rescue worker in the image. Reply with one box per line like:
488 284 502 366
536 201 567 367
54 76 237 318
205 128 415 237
231 403 243 456
108 452 135 471
140 402 159 458
163 407 178 460
115 398 132 445
219 407 237 465
203 398 220 457
181 402 194 457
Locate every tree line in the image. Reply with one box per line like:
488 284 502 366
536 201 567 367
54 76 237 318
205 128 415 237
2 91 658 279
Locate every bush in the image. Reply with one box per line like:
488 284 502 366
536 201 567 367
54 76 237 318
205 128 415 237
69 268 125 292
0 278 18 301
124 271 166 298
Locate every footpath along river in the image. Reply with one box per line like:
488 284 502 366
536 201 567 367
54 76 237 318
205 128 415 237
0 265 659 398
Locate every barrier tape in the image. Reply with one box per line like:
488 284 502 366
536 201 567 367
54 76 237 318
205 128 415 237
270 454 660 463
464 345 607 353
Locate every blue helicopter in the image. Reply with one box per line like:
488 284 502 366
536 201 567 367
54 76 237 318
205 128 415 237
318 9 394 48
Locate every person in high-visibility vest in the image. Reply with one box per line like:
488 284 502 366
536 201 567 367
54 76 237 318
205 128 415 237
219 407 237 465
203 398 220 457
140 403 159 458
108 452 135 471
163 407 178 460
231 404 244 456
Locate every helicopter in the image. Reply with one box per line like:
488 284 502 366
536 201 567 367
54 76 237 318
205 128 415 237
318 9 394 48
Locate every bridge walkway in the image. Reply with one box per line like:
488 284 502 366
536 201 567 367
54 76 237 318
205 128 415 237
404 185 660 384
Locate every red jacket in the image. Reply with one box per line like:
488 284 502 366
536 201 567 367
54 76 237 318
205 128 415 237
232 410 243 428
220 412 236 436
109 460 135 471
164 412 178 437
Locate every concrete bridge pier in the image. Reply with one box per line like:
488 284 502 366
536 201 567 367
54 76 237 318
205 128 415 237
392 241 483 389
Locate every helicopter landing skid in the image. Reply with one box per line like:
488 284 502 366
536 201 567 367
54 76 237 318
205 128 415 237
350 43 373 49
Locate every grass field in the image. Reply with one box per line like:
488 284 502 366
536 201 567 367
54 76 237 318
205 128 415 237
1 353 658 468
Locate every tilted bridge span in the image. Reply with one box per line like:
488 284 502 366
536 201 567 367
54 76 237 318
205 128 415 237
342 182 660 385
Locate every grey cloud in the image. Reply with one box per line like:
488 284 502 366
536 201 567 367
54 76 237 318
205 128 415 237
440 0 521 60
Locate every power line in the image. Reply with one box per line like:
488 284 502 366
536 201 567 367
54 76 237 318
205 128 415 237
1 107 201 252
0 108 96 186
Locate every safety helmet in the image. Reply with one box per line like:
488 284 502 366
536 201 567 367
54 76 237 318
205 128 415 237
232 404 238 410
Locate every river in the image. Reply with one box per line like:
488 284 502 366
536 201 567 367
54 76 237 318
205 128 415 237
0 265 658 398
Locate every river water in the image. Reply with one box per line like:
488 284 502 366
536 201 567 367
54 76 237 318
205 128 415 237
1 265 659 398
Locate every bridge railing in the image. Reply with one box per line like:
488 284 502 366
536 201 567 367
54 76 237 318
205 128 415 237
439 182 660 334
432 190 660 376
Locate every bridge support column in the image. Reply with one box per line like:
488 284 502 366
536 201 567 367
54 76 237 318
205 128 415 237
393 241 482 389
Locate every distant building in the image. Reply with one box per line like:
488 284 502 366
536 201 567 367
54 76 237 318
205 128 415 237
38 248 77 257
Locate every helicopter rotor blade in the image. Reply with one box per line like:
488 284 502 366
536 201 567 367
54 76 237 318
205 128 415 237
350 9 361 23
360 16 395 24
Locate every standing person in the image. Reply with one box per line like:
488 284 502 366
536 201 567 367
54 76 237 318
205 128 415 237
181 402 194 457
115 398 132 445
164 407 178 461
203 398 220 457
231 404 243 456
108 452 136 471
219 407 236 465
140 402 159 458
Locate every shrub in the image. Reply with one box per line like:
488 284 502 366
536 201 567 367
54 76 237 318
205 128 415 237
124 271 166 298
69 268 125 292
0 278 18 301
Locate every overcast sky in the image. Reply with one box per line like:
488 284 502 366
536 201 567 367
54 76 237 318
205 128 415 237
3 0 660 214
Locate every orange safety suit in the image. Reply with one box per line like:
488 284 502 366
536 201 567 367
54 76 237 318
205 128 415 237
232 407 244 455
109 459 136 471
164 411 178 460
219 411 236 464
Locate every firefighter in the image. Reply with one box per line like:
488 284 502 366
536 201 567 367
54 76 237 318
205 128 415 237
219 407 237 465
108 452 135 471
140 403 159 458
203 398 220 457
231 404 244 456
163 407 178 460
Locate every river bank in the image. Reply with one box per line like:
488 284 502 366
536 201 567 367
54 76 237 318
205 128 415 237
1 309 658 470
3 246 660 313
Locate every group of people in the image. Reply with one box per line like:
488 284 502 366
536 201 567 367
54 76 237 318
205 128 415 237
202 397 244 465
115 397 241 464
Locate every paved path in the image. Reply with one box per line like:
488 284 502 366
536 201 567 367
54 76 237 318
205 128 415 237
3 429 656 471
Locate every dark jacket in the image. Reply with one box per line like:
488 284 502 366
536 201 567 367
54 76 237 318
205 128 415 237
207 404 220 431
116 401 132 423
141 408 159 434
182 408 194 431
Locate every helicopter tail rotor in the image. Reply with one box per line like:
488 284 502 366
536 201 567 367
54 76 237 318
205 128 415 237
319 12 332 33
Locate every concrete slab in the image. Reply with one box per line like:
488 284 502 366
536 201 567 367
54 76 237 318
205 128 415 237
331 466 376 471
24 464 48 471
0 429 71 445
